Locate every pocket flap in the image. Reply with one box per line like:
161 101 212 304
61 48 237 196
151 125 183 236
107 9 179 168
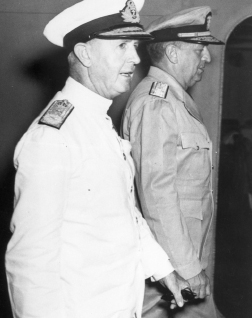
181 132 210 150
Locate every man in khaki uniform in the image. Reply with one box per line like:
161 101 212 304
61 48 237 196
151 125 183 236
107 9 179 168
121 6 224 318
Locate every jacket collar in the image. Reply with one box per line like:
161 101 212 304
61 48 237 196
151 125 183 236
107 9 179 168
62 77 112 117
148 66 203 124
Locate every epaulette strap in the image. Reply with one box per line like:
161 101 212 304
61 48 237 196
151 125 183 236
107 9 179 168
149 81 169 99
39 99 74 129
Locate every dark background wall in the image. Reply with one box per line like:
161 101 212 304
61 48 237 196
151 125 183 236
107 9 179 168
1 1 252 317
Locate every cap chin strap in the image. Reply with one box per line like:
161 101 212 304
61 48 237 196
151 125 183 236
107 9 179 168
92 33 153 40
178 31 211 38
89 24 153 41
180 40 210 45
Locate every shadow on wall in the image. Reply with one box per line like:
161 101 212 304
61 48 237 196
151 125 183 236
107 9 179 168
0 46 69 188
24 48 69 105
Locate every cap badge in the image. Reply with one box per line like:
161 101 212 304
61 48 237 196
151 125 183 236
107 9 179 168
120 0 140 23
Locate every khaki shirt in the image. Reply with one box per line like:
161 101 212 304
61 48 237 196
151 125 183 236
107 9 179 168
121 67 214 280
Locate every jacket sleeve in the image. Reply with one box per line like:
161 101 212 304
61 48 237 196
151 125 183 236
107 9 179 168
134 207 174 281
5 126 71 318
128 98 202 280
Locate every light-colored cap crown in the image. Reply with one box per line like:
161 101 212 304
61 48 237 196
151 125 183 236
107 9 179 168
44 0 152 50
146 6 224 45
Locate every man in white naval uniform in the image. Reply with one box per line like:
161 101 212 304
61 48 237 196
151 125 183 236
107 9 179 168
5 1 188 318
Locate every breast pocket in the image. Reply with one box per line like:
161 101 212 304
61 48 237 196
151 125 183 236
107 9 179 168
179 132 211 180
180 132 210 150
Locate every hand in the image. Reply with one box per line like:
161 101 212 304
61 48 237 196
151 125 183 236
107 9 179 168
187 270 211 299
159 271 189 309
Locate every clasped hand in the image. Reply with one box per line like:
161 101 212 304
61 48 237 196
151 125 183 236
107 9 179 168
159 269 211 309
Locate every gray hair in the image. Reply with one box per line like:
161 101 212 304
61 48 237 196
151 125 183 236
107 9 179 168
146 41 186 64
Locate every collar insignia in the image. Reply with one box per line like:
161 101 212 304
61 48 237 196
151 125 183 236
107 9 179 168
120 0 140 23
149 81 169 99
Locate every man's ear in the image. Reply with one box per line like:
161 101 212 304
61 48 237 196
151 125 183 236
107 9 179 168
165 43 178 64
74 43 92 67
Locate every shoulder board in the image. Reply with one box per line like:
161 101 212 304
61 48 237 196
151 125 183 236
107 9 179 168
149 81 169 99
38 99 74 129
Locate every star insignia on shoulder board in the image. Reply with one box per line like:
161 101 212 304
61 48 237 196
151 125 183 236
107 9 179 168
149 82 169 99
38 99 74 129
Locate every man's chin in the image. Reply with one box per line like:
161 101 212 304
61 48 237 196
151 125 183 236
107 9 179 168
195 74 203 83
119 82 132 94
111 85 131 99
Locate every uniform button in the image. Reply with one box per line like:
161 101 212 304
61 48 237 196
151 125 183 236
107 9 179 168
123 153 126 160
196 146 199 150
212 165 214 170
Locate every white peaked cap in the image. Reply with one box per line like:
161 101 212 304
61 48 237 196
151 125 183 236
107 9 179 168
44 0 152 52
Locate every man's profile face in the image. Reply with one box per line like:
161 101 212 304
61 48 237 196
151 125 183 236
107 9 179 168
87 38 140 99
177 42 211 90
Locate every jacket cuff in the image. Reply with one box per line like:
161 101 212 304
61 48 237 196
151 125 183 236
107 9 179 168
151 259 174 282
175 259 202 280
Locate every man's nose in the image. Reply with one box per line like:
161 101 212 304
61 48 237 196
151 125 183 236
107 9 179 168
129 46 141 65
202 46 211 63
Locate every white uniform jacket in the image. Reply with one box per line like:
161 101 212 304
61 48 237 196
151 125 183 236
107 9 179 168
5 77 173 318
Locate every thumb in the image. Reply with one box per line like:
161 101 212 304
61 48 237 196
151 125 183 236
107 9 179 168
173 290 184 307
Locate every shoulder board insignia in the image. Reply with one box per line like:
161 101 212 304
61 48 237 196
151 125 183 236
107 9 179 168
149 82 169 99
38 99 74 129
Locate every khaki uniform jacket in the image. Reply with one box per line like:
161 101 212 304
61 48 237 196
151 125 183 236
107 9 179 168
5 77 174 318
121 67 214 280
